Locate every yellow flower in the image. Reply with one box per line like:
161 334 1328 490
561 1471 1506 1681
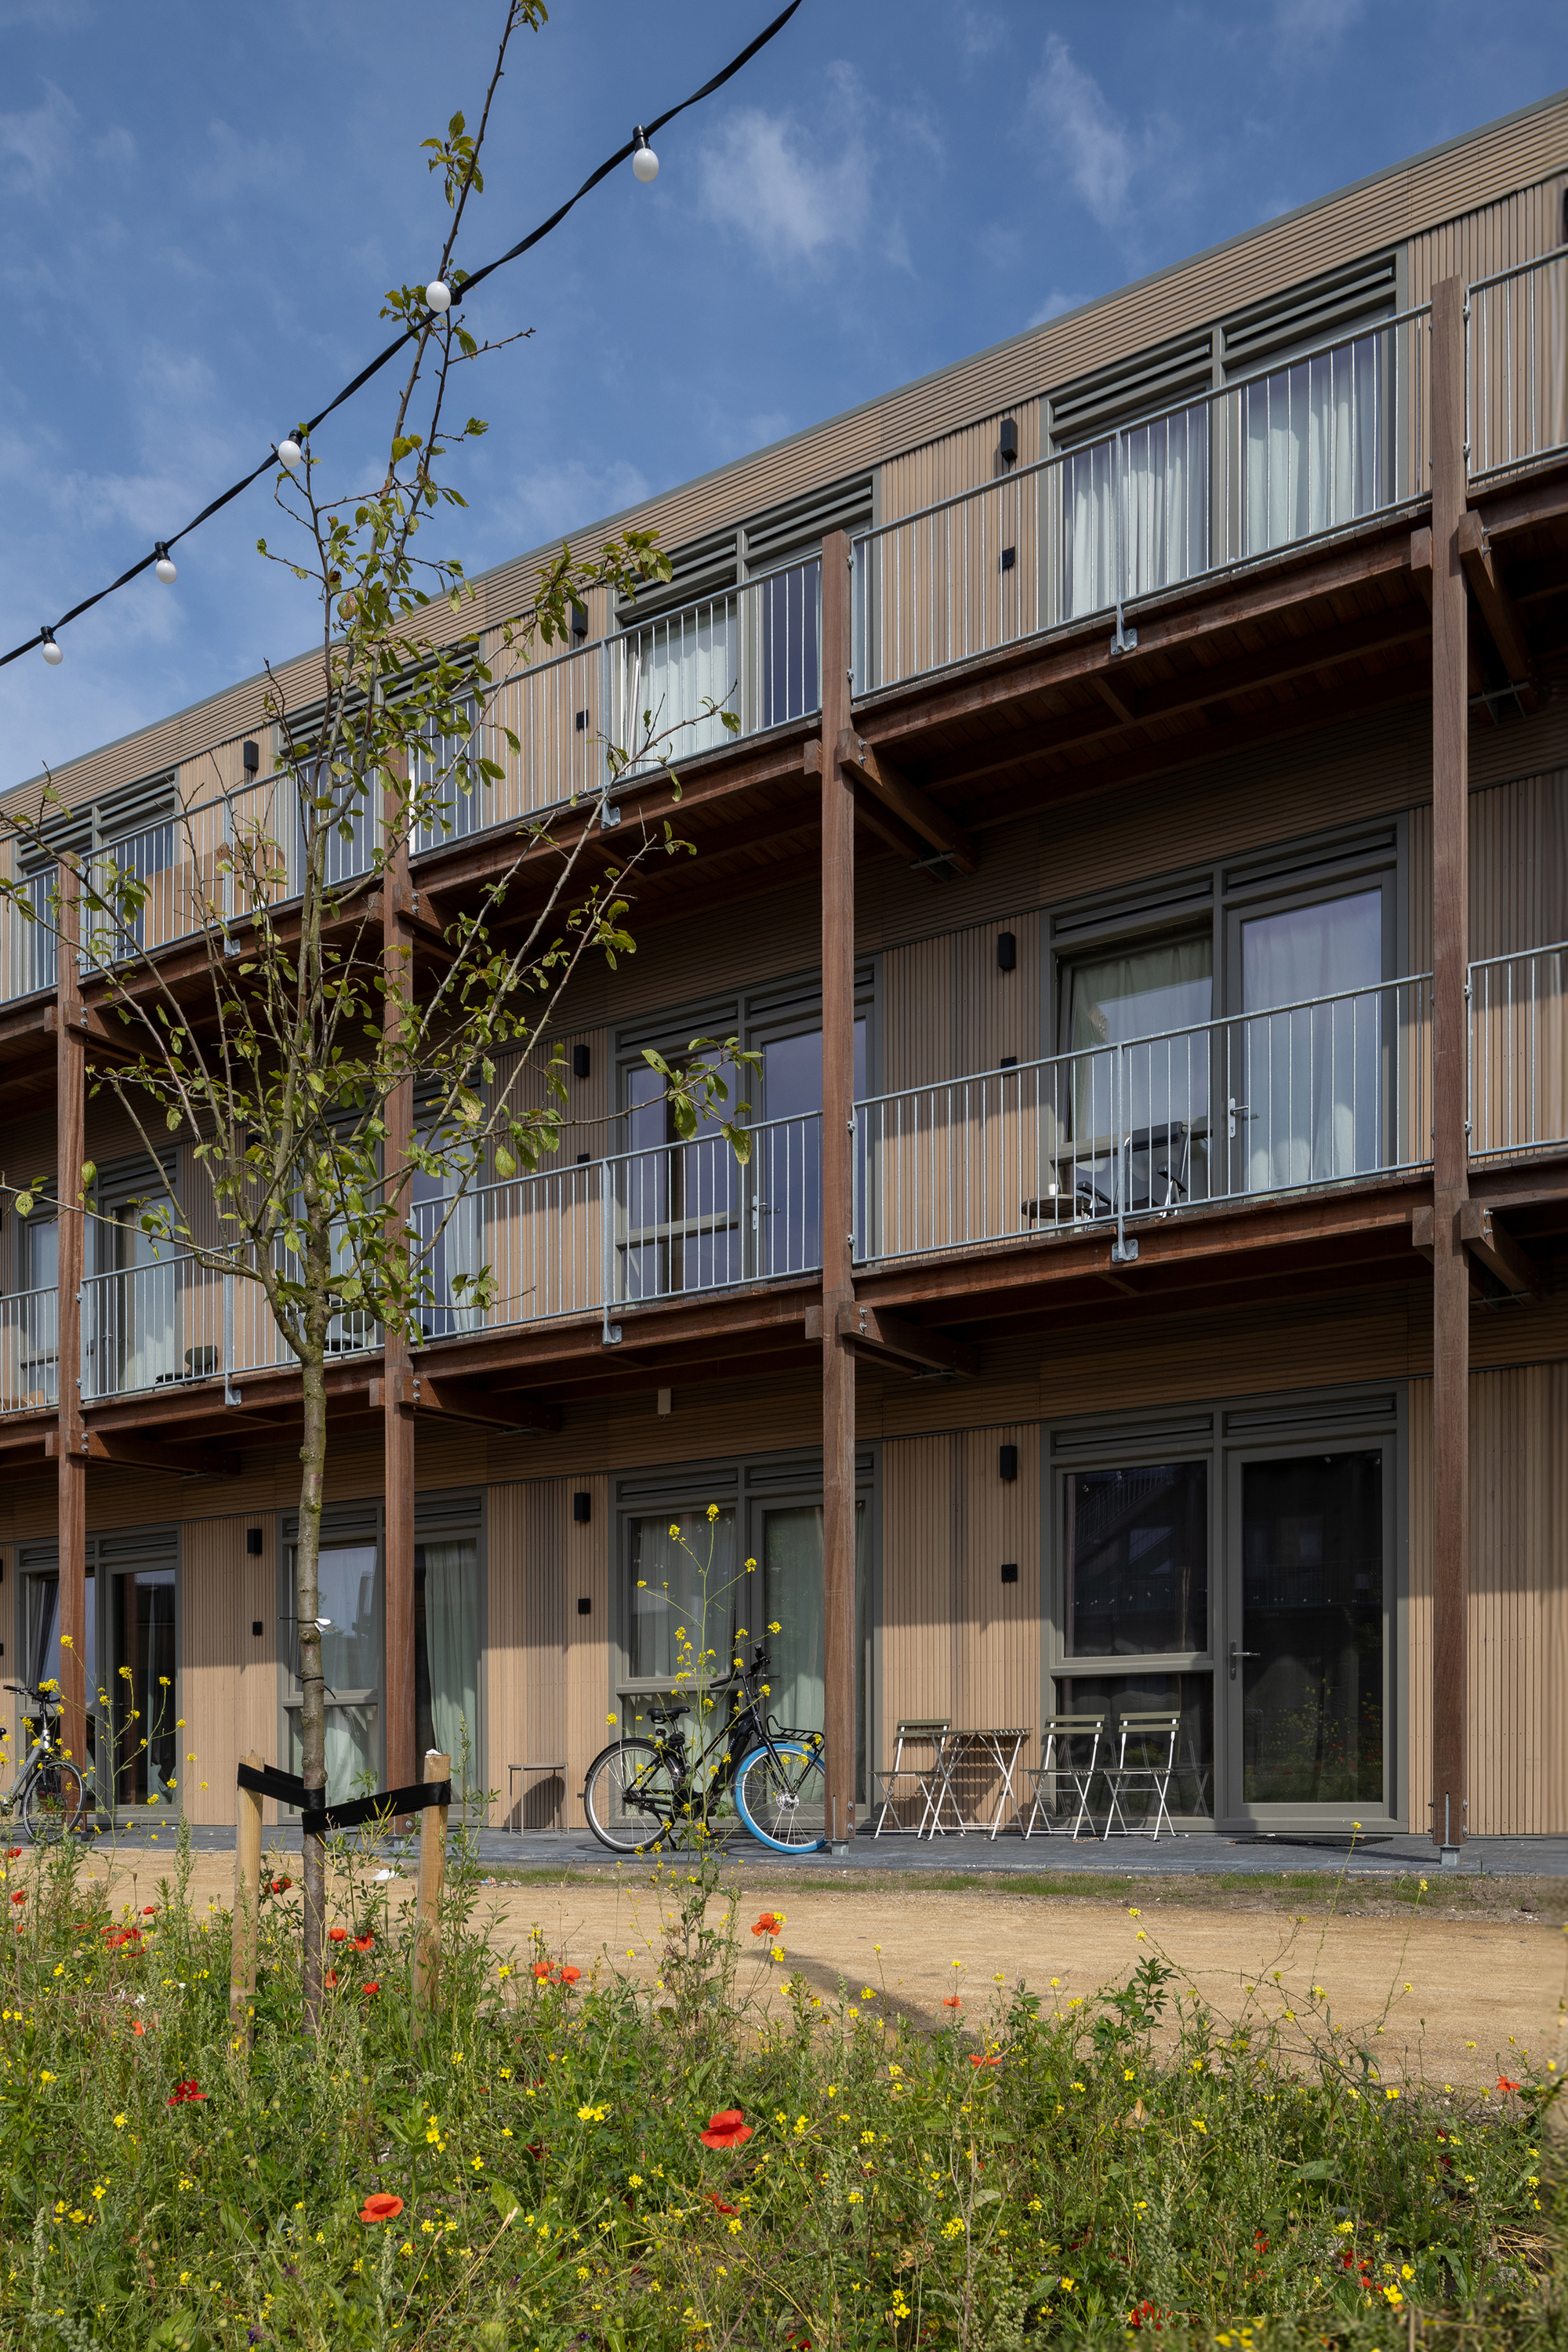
706 1504 719 1521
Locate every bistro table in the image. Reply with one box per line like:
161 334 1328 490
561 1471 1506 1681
919 1727 1031 1839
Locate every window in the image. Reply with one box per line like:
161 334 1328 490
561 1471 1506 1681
285 1538 381 1804
107 1568 176 1806
82 1160 180 1400
414 1538 481 1772
627 1507 739 1685
1063 1461 1208 1656
1236 888 1384 1189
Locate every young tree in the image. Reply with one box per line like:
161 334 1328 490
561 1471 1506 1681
0 1 750 2031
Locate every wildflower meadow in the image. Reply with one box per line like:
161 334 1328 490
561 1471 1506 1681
0 1822 1560 2350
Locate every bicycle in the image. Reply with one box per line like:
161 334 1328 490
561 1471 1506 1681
1 1683 88 1842
583 1646 827 1855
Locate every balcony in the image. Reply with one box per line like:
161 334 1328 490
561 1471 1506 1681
1 952 1563 1410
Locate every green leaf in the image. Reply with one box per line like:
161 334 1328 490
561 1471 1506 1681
491 2180 525 2227
13 1192 31 1218
493 1145 517 1182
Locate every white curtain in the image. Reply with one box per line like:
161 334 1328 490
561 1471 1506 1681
421 1539 480 1770
628 1508 737 1682
1241 891 1382 1191
1062 439 1116 619
1243 332 1384 557
1069 937 1213 1145
1062 407 1208 621
619 600 735 769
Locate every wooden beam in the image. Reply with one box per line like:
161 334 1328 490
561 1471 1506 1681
54 864 89 1775
1430 276 1472 1854
45 1427 241 1479
837 730 978 875
821 530 858 1848
43 1003 145 1068
808 1299 979 1377
1408 526 1433 608
1457 510 1540 711
1458 1199 1543 1298
1410 1203 1486 1298
371 1370 562 1433
846 779 929 863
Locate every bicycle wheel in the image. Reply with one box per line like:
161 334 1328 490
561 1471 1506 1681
735 1740 828 1853
21 1756 85 1843
583 1739 681 1854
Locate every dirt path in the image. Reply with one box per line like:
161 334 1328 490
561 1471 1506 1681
63 1846 1568 2092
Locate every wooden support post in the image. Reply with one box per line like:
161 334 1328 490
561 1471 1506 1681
819 529 857 1850
383 763 416 1809
415 1748 450 2013
54 862 89 1788
1430 277 1471 1855
230 1750 263 2027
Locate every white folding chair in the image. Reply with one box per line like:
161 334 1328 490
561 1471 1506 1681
870 1719 950 1836
1021 1715 1104 1838
1100 1711 1182 1840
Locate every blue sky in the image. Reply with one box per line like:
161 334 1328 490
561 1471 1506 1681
2 0 1566 789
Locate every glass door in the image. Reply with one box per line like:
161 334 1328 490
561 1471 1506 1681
1222 1445 1390 1824
285 1541 382 1803
1228 889 1384 1195
107 1568 176 1808
749 1500 867 1798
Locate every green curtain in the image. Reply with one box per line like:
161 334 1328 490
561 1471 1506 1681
421 1539 481 1771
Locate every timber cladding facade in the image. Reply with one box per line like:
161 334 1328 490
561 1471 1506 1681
2 94 1568 1847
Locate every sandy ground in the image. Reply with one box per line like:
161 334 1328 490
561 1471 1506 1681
58 1844 1568 2095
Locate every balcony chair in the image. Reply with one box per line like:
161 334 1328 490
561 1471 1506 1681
1073 1120 1192 1221
1020 1715 1105 1838
870 1719 951 1836
1098 1711 1184 1841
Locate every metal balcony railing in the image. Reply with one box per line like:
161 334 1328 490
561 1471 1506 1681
0 1284 58 1414
851 309 1432 695
1468 940 1568 1160
854 976 1432 1265
1466 252 1568 485
79 1249 316 1405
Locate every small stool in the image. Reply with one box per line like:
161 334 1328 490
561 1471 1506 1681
507 1762 567 1832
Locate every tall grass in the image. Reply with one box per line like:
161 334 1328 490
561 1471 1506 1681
0 1827 1559 2349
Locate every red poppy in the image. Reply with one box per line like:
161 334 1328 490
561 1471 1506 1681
328 1927 348 1944
353 1933 375 1953
105 1927 143 1951
751 1913 783 1937
270 1876 292 1894
557 1965 582 1986
942 1994 960 2009
968 2053 1000 2068
166 2080 208 2105
1497 2074 1522 2095
325 1969 338 1989
132 2021 147 2037
142 1907 155 1919
360 2192 403 2223
706 2193 740 2214
362 1980 380 1998
9 1891 25 1907
699 2109 753 2151
532 1962 552 1981
5 1848 19 1859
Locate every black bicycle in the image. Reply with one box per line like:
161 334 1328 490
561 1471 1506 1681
2 1684 88 1841
583 1646 827 1854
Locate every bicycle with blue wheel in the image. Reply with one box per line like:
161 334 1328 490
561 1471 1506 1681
583 1646 826 1854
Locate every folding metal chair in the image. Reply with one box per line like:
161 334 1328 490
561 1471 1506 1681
1021 1714 1105 1838
870 1719 950 1836
1100 1711 1182 1840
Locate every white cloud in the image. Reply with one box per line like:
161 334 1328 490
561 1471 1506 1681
957 7 1006 61
697 96 872 271
503 457 652 549
1026 36 1134 233
0 78 77 198
1272 0 1365 46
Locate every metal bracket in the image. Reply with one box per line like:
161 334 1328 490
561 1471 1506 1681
601 1319 622 1347
599 803 622 831
224 1381 244 1408
1110 1235 1139 1265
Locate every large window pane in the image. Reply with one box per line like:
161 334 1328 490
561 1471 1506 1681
1063 1462 1208 1656
287 1541 380 1802
629 1508 737 1683
111 1569 176 1807
415 1539 480 1773
1240 1450 1384 1806
1240 890 1382 1189
1054 1669 1213 1820
1243 331 1386 556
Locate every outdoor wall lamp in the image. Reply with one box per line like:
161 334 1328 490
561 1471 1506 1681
242 739 260 774
999 1443 1018 1482
572 1044 591 1079
997 416 1018 468
246 1528 264 1556
996 931 1017 971
573 1492 592 1524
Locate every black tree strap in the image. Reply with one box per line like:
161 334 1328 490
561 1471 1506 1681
237 1760 452 1832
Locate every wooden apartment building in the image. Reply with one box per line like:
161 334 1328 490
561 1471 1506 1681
3 91 1566 1846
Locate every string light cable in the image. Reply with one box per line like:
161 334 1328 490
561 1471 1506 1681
3 0 802 672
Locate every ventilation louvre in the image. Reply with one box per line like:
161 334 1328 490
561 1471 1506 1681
1047 331 1216 450
1220 252 1399 376
742 470 873 572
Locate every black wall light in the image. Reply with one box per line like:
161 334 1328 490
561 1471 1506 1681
577 1595 592 1616
997 416 1018 468
573 1491 592 1524
246 1528 264 1556
252 1620 264 1637
242 739 260 774
996 931 1017 972
999 1443 1018 1482
1000 1562 1019 1585
570 600 589 642
572 1044 591 1080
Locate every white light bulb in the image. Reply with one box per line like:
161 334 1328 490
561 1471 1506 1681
41 634 62 666
632 139 659 185
426 279 451 313
155 554 177 585
278 439 303 471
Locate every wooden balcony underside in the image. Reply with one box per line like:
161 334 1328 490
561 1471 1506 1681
1 1153 1559 1464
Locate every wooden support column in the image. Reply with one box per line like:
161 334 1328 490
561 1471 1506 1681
382 768 416 1804
819 528 857 1848
1430 277 1471 1854
54 862 89 1782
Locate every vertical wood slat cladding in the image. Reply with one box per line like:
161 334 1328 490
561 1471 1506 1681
956 1426 1041 1804
485 1475 607 1831
880 409 1044 526
1408 1367 1568 1835
180 1514 269 1829
1406 172 1566 299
